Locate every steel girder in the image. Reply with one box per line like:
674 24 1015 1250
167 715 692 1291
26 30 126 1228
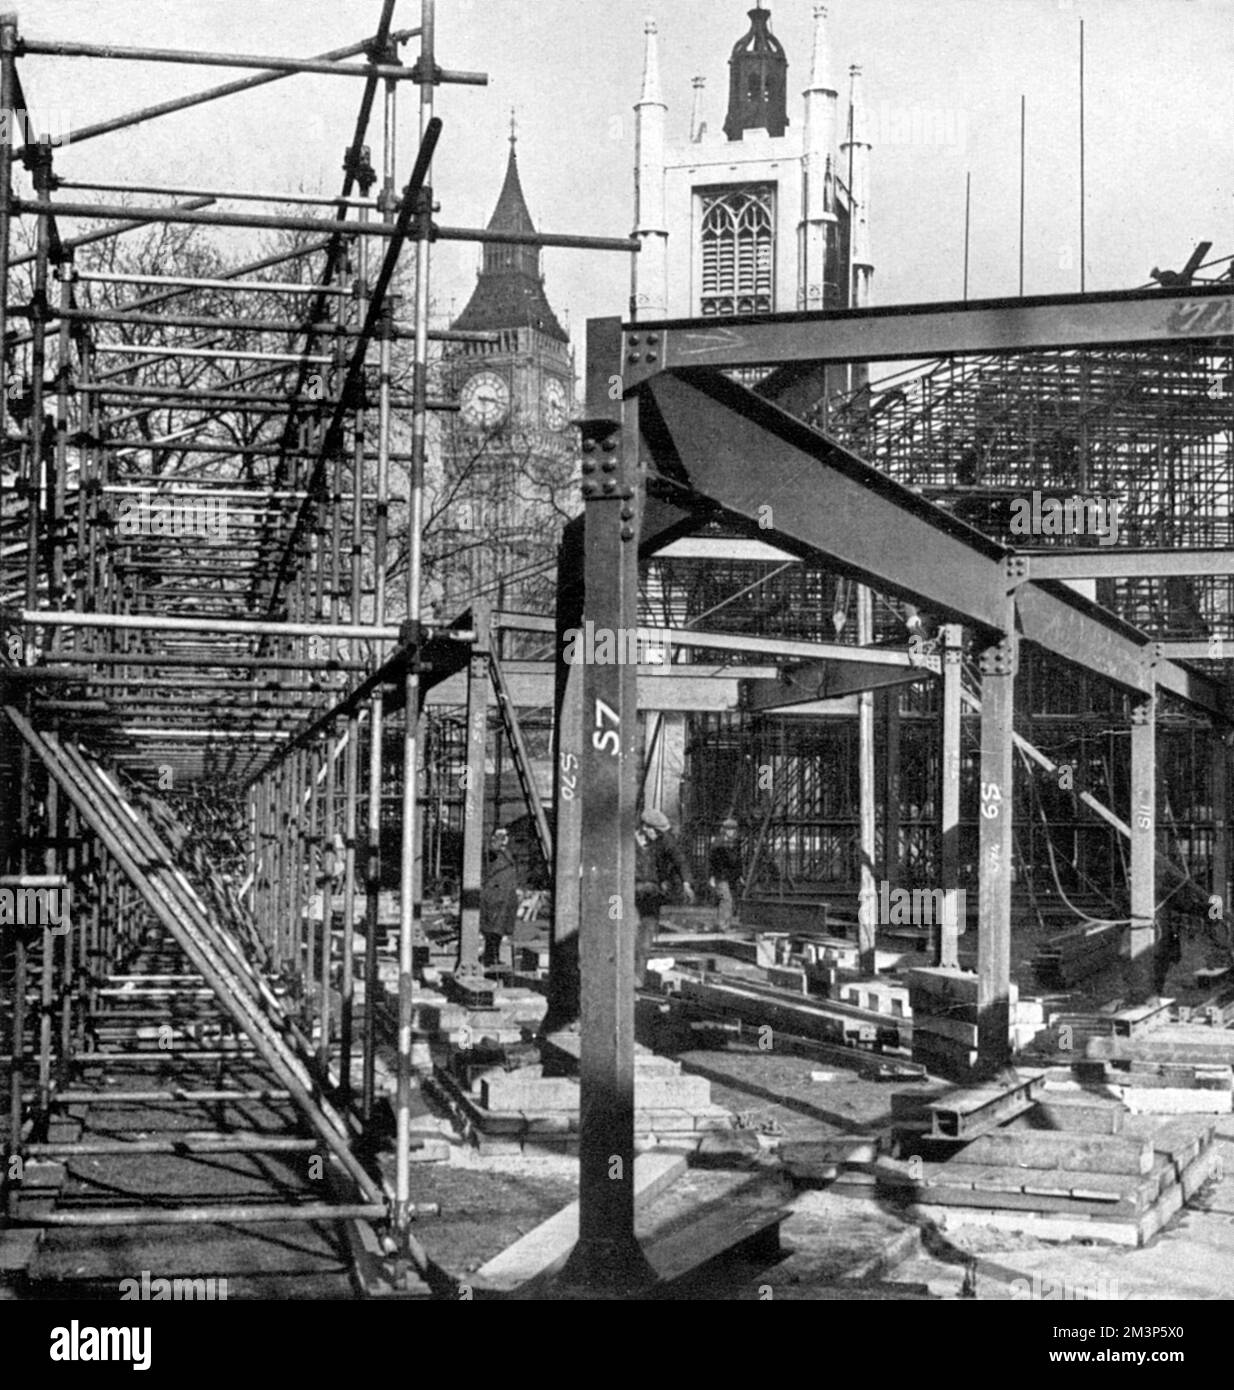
1020 549 1234 581
744 658 934 710
619 283 1234 381
641 368 1009 630
632 367 1226 720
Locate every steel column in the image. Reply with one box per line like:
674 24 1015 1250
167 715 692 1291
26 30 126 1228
557 380 655 1292
939 625 963 969
1129 696 1157 1000
546 521 585 1032
976 626 1016 1072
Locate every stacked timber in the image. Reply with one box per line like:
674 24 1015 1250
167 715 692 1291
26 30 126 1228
1032 919 1123 986
906 968 1044 1079
1080 1019 1234 1113
1034 996 1173 1060
426 1033 733 1156
899 1116 1219 1246
884 1068 1220 1246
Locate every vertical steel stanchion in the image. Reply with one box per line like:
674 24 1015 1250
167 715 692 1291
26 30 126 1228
557 325 655 1293
341 173 373 1109
38 776 59 1112
362 69 399 1126
393 0 437 1248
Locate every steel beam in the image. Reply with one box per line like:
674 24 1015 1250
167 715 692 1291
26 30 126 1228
1020 548 1234 581
642 369 1009 631
743 657 933 710
621 283 1234 380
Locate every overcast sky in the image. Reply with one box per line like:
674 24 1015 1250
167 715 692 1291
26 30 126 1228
25 0 1234 367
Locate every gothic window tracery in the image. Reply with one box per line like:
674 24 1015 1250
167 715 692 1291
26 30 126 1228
699 184 775 316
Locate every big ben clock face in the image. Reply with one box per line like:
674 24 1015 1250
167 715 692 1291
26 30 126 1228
459 370 510 429
542 377 568 431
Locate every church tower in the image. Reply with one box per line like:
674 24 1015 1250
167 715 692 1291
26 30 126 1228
631 3 872 322
440 125 576 613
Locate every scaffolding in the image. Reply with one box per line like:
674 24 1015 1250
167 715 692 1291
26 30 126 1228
0 0 634 1281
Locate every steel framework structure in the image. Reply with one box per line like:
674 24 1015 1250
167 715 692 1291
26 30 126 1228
3 0 1234 1301
551 285 1234 1289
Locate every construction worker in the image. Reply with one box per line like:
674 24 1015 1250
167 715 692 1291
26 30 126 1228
708 815 743 931
634 807 693 986
480 826 519 968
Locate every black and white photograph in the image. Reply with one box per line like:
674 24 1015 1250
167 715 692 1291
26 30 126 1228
0 0 1232 1333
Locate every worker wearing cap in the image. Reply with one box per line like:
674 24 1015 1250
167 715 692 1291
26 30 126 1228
634 807 693 987
708 816 743 931
481 826 519 969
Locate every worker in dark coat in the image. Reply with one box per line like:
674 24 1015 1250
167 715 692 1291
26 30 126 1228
708 816 743 931
634 807 692 986
481 826 519 968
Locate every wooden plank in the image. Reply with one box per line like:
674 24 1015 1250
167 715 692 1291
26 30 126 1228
470 1153 686 1293
912 1183 1138 1219
959 1130 1153 1175
645 1197 789 1285
912 1161 1161 1214
1010 1095 1126 1134
1116 1087 1232 1115
911 1014 980 1047
915 1203 1144 1247
1089 1035 1234 1065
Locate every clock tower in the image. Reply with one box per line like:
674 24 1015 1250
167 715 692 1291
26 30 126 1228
438 123 577 614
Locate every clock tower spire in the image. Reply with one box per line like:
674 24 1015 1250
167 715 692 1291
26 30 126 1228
441 134 576 614
451 126 568 342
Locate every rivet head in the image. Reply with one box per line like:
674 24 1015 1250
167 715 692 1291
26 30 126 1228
620 505 634 520
581 482 599 498
581 460 597 474
602 438 617 452
602 479 617 494
601 459 617 473
627 353 641 364
628 335 641 347
645 352 658 363
582 439 597 454
620 525 636 540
